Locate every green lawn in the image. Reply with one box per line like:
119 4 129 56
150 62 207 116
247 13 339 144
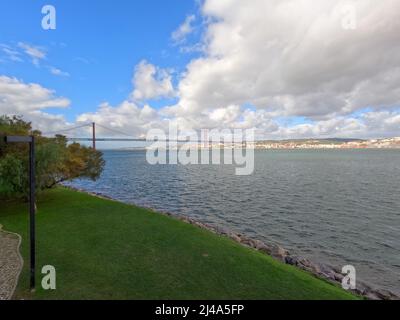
0 187 358 300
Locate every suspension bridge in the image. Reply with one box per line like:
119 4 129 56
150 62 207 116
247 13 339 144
43 122 202 150
42 122 149 150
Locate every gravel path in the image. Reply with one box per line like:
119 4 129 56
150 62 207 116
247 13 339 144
0 225 23 300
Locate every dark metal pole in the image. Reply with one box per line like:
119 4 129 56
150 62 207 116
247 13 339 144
29 136 36 290
3 135 36 291
92 122 96 150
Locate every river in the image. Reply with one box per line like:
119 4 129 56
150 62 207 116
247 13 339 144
66 149 400 295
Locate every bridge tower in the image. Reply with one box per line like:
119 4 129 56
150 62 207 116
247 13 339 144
92 122 96 150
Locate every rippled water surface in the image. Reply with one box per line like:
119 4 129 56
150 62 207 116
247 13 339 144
67 149 400 294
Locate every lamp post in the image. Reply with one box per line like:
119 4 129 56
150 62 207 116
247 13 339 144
3 135 36 291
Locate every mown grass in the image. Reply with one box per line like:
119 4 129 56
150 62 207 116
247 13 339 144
0 187 358 300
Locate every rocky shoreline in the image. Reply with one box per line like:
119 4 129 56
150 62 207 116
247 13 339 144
64 186 399 300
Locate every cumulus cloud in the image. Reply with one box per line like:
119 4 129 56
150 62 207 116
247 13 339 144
4 0 400 140
131 60 175 101
77 101 165 138
2 73 398 140
0 76 70 132
0 76 70 113
172 0 400 123
171 15 196 43
361 111 400 137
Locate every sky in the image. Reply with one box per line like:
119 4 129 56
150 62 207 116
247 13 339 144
1 0 400 142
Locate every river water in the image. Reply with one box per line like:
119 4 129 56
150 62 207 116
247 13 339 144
66 149 400 295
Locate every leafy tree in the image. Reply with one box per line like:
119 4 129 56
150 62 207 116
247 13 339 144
0 115 105 198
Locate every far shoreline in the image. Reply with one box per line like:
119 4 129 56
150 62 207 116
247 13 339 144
97 147 400 151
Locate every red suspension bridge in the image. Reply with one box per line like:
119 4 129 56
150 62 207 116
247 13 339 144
43 122 148 150
43 122 201 150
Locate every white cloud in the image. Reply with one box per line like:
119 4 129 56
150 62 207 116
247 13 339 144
171 15 196 43
49 67 70 77
0 44 23 62
77 101 165 138
131 60 175 101
0 76 70 113
171 0 400 123
2 43 70 77
0 76 70 132
2 73 399 140
18 42 46 66
4 1 400 140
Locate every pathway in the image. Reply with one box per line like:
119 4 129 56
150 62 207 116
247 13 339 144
0 225 23 300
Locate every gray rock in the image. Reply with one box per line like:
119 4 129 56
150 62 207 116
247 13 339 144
257 244 273 255
315 263 331 274
240 237 257 248
285 256 299 266
228 233 242 243
250 239 264 250
297 258 313 269
321 271 336 281
270 245 289 261
333 273 344 282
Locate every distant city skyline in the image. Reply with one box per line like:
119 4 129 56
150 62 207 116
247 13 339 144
1 0 400 140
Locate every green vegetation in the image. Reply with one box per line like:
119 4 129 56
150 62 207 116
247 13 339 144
0 187 358 300
0 115 104 198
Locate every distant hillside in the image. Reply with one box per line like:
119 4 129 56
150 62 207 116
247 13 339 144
255 138 365 145
254 137 400 149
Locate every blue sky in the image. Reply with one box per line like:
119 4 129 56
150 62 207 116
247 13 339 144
1 0 400 140
0 0 199 122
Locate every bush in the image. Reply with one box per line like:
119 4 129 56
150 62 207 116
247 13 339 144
0 115 105 199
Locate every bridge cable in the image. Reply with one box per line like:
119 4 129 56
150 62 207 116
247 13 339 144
95 123 134 137
42 123 92 136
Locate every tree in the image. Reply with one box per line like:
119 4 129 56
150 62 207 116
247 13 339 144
0 115 105 198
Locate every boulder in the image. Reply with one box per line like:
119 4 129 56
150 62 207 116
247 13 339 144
285 256 299 266
228 233 242 243
257 244 274 255
240 237 257 248
270 245 289 261
252 240 267 250
333 273 344 282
